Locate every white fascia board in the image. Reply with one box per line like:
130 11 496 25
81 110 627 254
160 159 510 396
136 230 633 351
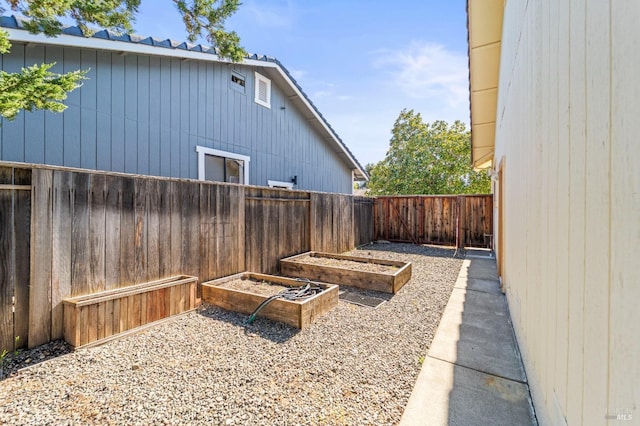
6 27 277 69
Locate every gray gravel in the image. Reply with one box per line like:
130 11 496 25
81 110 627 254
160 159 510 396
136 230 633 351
0 243 463 425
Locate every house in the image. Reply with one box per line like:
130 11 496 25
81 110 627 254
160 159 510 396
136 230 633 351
0 16 367 194
468 1 638 425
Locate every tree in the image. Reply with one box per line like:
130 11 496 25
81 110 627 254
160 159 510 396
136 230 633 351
0 0 245 121
367 109 491 195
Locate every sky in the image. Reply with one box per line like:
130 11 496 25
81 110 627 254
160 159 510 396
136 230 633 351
132 0 471 167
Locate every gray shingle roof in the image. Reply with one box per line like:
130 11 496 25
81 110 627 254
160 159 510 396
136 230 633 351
0 14 368 180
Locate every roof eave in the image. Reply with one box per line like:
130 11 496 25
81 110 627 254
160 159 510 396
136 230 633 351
467 0 504 170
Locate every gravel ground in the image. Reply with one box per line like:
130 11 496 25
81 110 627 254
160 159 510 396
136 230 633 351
0 243 464 425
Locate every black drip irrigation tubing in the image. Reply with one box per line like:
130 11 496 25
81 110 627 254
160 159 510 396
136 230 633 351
244 278 324 325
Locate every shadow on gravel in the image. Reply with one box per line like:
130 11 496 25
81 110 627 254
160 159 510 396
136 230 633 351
354 242 465 259
0 340 73 381
197 305 300 343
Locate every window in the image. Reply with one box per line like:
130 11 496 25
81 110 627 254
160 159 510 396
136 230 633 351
267 180 293 189
196 146 250 184
254 71 271 108
230 71 245 93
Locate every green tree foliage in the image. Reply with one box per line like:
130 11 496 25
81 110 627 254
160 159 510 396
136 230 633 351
0 0 245 121
367 109 491 195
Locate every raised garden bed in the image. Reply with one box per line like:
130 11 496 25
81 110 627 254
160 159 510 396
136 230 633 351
63 275 198 348
280 252 412 294
201 272 338 329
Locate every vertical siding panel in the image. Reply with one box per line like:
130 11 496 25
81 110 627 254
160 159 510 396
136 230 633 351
2 44 25 161
111 53 126 172
170 59 181 177
197 62 207 139
582 2 611 422
63 48 81 167
554 0 571 414
545 0 559 405
137 56 150 175
610 2 640 418
205 62 215 143
124 55 138 173
24 45 46 164
566 0 587 424
80 49 97 169
148 57 161 176
179 61 190 178
160 57 172 176
96 51 113 171
44 46 65 165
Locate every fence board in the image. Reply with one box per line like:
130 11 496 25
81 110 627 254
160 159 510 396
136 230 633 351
104 175 122 290
29 169 53 348
89 174 106 293
51 171 72 340
0 179 14 352
373 195 493 247
13 169 31 349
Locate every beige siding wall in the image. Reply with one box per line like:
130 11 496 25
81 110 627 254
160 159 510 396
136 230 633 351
494 1 639 424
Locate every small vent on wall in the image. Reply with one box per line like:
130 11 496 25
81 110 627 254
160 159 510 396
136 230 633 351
254 72 271 108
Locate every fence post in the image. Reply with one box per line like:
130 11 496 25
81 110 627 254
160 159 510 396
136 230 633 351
457 196 466 249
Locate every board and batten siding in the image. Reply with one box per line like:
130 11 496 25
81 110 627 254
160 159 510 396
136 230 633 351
0 43 353 194
494 1 639 425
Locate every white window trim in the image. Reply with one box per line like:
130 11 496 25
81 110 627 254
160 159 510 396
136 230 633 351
196 146 250 184
267 180 293 189
254 71 271 108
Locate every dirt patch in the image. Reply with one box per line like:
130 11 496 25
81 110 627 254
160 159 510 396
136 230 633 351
291 254 399 274
218 278 289 296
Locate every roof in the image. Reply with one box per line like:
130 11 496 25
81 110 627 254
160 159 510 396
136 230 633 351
0 15 368 180
466 0 504 170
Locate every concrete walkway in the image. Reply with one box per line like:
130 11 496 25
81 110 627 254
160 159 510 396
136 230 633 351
400 250 537 426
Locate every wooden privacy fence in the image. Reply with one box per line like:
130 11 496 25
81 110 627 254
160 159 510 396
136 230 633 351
0 163 373 350
0 162 492 352
373 195 493 247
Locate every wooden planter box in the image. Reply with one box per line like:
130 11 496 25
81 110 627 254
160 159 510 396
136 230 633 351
63 275 198 348
280 252 412 294
201 272 338 329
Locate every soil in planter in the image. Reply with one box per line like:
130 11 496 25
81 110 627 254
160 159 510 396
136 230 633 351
218 278 292 297
292 254 399 274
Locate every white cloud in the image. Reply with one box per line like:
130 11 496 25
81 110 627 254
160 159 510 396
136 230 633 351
244 0 295 28
289 69 307 81
373 42 469 108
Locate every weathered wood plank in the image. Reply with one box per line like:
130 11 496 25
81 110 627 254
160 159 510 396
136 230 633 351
0 182 14 351
119 177 136 287
71 173 90 297
13 169 31 348
51 171 72 340
89 174 106 293
157 180 172 278
104 175 122 290
29 169 53 347
147 179 160 281
134 179 148 284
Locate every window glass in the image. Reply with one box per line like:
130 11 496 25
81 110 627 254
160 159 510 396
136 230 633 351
204 155 225 182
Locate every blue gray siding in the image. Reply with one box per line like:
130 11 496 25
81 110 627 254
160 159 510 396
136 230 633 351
0 43 353 193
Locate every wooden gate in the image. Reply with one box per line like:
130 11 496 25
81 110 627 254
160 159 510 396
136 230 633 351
0 166 31 351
